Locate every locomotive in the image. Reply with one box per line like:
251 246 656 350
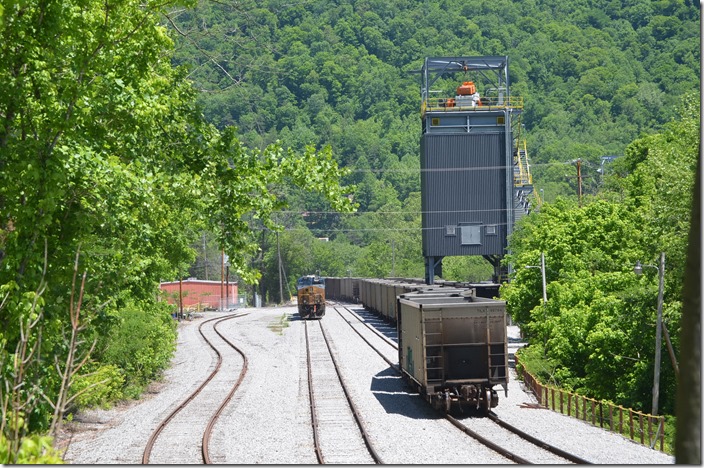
296 275 326 319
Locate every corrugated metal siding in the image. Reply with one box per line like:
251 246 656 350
421 132 507 256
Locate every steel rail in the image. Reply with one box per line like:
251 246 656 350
142 313 246 464
487 411 592 464
304 320 325 464
445 413 533 464
333 303 398 349
201 316 250 464
317 320 384 464
305 317 384 464
332 306 399 370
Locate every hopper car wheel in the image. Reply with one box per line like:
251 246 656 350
482 388 492 414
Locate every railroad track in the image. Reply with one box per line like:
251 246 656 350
303 319 383 464
332 303 591 464
142 312 248 464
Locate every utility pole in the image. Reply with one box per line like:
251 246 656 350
633 253 667 416
540 251 547 303
203 232 208 280
576 158 583 207
225 264 230 310
525 252 547 304
277 231 283 304
220 249 224 311
652 252 665 416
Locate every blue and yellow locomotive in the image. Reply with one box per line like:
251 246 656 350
296 275 326 319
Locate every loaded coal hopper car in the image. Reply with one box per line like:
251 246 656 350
397 290 508 413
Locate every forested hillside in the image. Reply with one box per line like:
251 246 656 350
167 0 700 436
166 0 699 298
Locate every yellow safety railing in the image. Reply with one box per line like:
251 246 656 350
422 95 524 115
514 140 533 186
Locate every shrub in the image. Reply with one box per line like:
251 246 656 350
70 364 125 409
0 434 64 464
102 300 177 398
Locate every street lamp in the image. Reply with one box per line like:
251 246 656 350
525 252 548 303
634 252 665 416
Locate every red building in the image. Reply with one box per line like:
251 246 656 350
160 278 238 310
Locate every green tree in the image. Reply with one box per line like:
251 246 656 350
0 0 355 456
502 95 698 412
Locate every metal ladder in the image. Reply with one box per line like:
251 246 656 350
486 319 507 381
424 317 445 383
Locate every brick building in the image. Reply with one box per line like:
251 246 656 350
160 278 238 310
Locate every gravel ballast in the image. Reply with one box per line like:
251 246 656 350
59 305 675 464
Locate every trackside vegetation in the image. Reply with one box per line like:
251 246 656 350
503 95 698 452
0 0 353 462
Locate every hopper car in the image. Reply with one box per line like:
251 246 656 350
325 277 508 413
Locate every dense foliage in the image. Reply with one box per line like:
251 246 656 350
0 0 352 461
164 0 699 294
502 94 698 414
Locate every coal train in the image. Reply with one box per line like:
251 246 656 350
296 274 326 319
325 277 508 413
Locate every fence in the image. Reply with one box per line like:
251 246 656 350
515 354 666 452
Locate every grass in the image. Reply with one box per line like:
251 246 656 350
267 313 290 335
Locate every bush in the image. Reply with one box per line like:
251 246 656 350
102 300 177 398
515 344 572 389
0 434 64 464
70 364 125 409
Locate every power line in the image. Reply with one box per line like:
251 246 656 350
348 161 579 174
277 208 527 215
253 223 511 233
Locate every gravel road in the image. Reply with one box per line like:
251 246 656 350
58 305 675 464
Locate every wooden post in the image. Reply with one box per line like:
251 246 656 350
640 413 645 444
544 386 548 407
568 393 572 417
629 409 634 440
560 390 563 414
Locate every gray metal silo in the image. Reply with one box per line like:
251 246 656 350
419 56 529 284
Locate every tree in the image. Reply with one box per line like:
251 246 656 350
0 0 355 454
502 94 698 412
